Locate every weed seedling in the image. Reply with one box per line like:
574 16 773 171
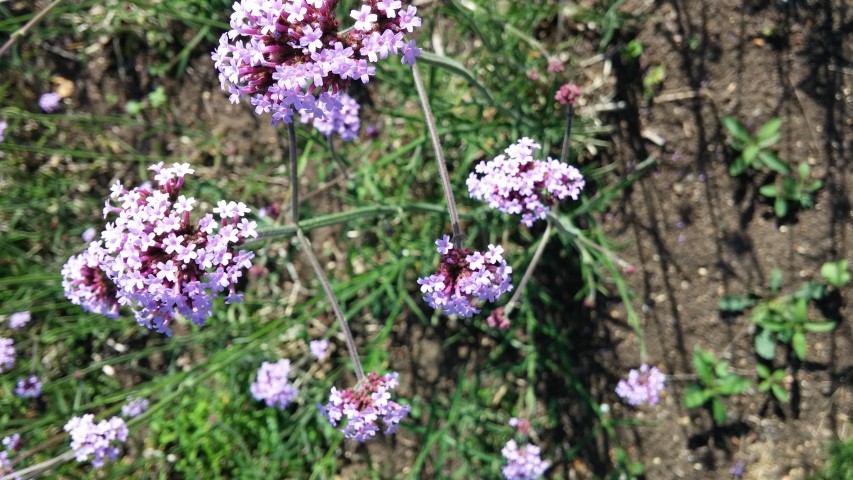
756 364 789 403
758 162 822 217
683 347 750 424
721 116 791 176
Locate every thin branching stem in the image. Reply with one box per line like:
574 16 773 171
504 219 553 316
411 63 465 248
0 0 65 58
559 103 575 164
286 123 365 382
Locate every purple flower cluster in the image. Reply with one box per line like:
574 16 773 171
64 414 129 469
2 434 21 452
251 359 299 409
39 92 62 112
417 235 513 317
300 91 360 141
0 119 7 142
0 435 21 477
319 371 410 442
62 243 121 319
212 0 422 125
66 162 256 336
121 397 150 418
555 83 581 106
501 439 550 480
309 339 330 361
615 364 667 406
7 311 30 330
467 138 586 227
14 375 42 398
0 337 14 373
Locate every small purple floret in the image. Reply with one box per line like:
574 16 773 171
8 311 30 330
501 439 550 480
615 364 667 406
64 414 128 469
251 359 299 409
39 92 62 112
319 371 410 442
0 338 14 373
121 397 149 418
14 375 42 398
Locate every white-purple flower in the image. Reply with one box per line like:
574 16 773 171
501 439 549 480
67 163 256 336
309 339 330 361
417 235 513 318
251 359 299 409
38 92 62 112
2 434 22 452
300 91 360 141
64 414 128 469
212 0 422 125
0 337 14 373
319 371 410 442
14 375 42 398
467 137 585 227
0 120 7 142
7 311 30 330
121 397 149 418
615 364 667 406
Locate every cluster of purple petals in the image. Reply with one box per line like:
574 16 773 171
319 371 410 442
0 451 10 477
501 439 550 480
555 83 581 106
309 339 330 361
7 311 30 330
212 0 422 125
0 119 7 142
121 397 150 418
300 91 360 141
39 92 61 112
250 359 299 409
0 434 21 476
615 364 667 406
73 162 256 336
0 338 14 373
417 235 513 318
62 244 121 319
467 138 586 227
14 375 42 398
64 414 128 469
2 435 21 452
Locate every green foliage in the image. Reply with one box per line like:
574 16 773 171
722 116 791 176
642 65 666 99
820 260 851 288
810 438 853 480
758 162 823 218
756 364 789 403
683 347 750 424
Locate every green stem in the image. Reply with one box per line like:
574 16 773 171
504 219 554 316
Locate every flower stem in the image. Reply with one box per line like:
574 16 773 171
0 0 64 58
286 122 365 382
504 219 554 316
411 63 465 248
559 103 575 165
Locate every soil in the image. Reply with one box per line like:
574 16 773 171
586 0 852 478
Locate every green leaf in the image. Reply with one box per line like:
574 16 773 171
755 329 776 360
759 184 779 198
774 196 788 217
683 385 711 408
803 321 837 333
792 331 807 360
806 180 823 192
758 151 791 174
820 260 851 287
798 162 810 180
711 398 727 424
719 295 755 312
715 360 730 379
756 363 771 379
771 384 790 403
722 116 753 144
729 157 747 176
693 347 714 384
791 297 809 322
758 379 771 392
796 281 826 300
769 268 782 293
756 118 782 145
718 375 750 395
743 144 760 166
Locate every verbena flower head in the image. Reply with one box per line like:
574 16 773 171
319 371 410 442
39 92 62 112
0 451 10 477
14 375 42 398
64 414 128 469
501 439 550 480
0 337 14 373
486 306 510 329
615 364 666 406
8 311 30 330
250 359 299 409
309 339 330 361
555 83 581 106
121 397 149 418
212 0 422 125
0 119 7 142
417 235 513 317
300 91 360 140
467 138 585 227
82 227 97 242
90 162 256 336
62 243 121 319
2 434 22 452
